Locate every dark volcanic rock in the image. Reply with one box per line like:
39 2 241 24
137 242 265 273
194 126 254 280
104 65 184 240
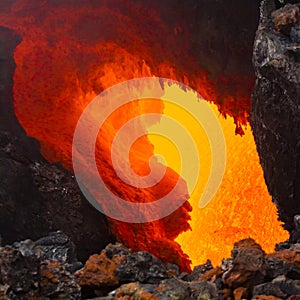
222 239 266 290
251 1 300 231
266 247 300 270
0 131 116 262
253 275 300 299
0 232 81 299
183 260 214 282
113 278 218 300
265 257 295 279
38 260 81 300
272 3 300 35
276 215 300 249
0 25 116 262
115 251 173 284
2 238 300 299
75 244 173 298
189 280 219 300
0 26 23 136
34 231 77 264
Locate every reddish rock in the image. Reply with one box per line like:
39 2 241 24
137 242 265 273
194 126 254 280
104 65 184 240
272 4 300 35
75 250 125 288
39 260 80 298
266 248 300 269
233 286 248 300
0 233 81 299
223 239 266 289
233 238 265 254
198 267 223 282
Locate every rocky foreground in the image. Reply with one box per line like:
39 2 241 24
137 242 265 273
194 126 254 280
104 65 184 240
0 222 300 300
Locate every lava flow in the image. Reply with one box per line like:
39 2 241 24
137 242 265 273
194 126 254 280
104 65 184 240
0 0 288 271
149 84 288 267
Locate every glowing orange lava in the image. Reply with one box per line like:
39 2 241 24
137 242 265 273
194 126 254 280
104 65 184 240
0 0 289 271
149 86 288 267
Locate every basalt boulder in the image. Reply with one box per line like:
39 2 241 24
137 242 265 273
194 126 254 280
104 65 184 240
251 0 300 231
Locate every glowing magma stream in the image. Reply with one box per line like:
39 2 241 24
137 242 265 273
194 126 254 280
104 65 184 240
148 85 288 267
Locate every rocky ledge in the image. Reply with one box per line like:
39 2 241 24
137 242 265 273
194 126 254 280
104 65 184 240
251 1 300 231
0 225 300 300
0 26 116 262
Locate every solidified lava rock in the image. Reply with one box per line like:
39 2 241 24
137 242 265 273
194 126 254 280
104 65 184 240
272 3 300 35
75 250 124 297
251 0 300 231
0 130 116 262
222 239 266 290
0 25 116 262
77 239 300 299
1 236 300 299
0 232 81 299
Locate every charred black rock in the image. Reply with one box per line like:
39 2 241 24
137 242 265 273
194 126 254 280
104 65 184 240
0 130 116 262
271 3 299 35
251 1 300 231
115 250 174 284
34 231 77 264
265 257 295 279
253 275 300 298
0 232 81 299
291 23 300 42
0 26 116 263
182 259 214 282
104 243 132 260
2 238 300 299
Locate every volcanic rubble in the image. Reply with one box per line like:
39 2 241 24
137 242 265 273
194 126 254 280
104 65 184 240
0 227 300 300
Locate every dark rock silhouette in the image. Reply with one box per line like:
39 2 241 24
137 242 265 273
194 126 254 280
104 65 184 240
251 1 300 231
0 26 116 262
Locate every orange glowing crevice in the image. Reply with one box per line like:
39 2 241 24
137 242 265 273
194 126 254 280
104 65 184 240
0 0 288 272
148 87 288 267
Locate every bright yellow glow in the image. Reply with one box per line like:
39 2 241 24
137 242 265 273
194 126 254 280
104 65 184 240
148 85 288 268
147 134 181 172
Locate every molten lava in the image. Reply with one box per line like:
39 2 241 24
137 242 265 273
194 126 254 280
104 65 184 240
149 85 288 267
0 0 288 271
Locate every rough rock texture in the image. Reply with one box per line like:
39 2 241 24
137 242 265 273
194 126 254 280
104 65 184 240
221 238 300 299
266 247 300 268
222 239 266 290
76 243 182 298
0 26 116 262
93 238 300 299
272 4 300 35
251 0 300 231
0 232 81 299
112 279 219 300
76 252 122 288
1 236 300 299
